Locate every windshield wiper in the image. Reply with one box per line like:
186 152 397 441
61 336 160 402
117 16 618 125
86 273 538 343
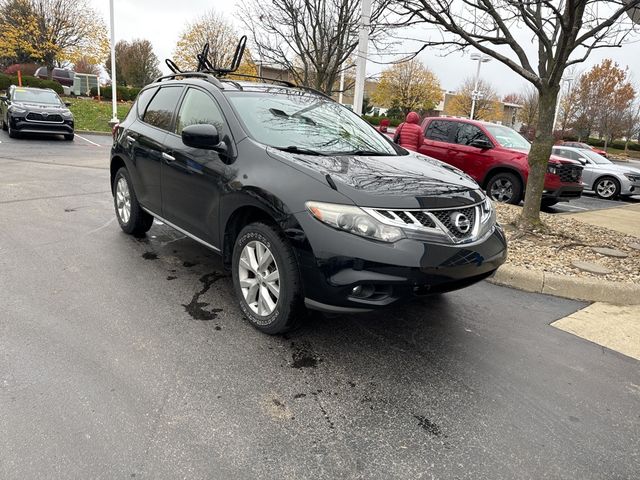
333 149 393 156
274 145 326 156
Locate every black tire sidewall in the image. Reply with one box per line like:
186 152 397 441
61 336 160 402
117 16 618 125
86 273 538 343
113 167 152 235
232 224 301 334
486 172 522 204
594 177 620 199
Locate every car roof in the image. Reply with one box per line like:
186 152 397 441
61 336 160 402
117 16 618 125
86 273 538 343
11 85 56 93
426 116 506 128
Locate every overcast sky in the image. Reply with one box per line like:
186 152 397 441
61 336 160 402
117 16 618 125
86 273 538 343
91 0 640 95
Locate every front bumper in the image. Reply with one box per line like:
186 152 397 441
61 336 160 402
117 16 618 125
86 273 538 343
293 212 508 312
9 114 74 135
621 178 640 196
542 185 583 201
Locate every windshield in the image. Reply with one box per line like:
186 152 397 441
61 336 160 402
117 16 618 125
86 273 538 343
485 124 531 150
581 149 612 165
13 88 62 106
227 91 401 156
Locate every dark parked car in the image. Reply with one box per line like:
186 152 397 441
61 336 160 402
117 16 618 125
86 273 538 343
34 66 75 87
418 118 584 206
1 85 74 140
110 73 507 334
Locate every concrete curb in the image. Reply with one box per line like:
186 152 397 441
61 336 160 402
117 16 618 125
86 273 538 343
488 264 640 305
76 130 111 136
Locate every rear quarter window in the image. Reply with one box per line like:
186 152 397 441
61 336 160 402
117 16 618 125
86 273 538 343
135 87 158 118
141 86 182 131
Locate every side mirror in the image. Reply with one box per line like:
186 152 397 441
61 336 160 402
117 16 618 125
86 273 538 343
578 157 588 165
181 124 227 153
470 138 493 149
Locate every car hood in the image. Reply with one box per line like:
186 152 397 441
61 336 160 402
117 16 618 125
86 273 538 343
586 163 640 175
13 102 67 113
267 148 484 209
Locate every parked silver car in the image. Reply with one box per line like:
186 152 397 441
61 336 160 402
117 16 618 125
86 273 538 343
551 146 640 199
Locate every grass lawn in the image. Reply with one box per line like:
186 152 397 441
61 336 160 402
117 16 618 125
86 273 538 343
602 146 640 160
66 97 132 132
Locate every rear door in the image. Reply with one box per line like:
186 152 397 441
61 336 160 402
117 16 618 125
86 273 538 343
419 119 456 163
127 85 183 214
161 87 231 247
449 122 495 182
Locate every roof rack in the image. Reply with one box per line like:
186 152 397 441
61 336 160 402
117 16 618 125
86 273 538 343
154 72 223 88
216 73 332 99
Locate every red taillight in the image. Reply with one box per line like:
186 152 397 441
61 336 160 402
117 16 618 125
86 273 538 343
111 123 119 140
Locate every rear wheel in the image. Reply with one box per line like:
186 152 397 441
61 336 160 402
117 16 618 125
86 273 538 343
593 176 620 200
113 167 154 236
232 222 305 334
486 172 522 204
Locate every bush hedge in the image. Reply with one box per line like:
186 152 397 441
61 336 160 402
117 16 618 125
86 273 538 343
585 138 640 151
362 115 402 127
90 85 141 102
0 73 63 93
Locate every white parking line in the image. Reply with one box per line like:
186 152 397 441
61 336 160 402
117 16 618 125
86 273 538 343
560 204 588 210
75 134 102 147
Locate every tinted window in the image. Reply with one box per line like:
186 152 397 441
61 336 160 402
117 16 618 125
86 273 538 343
136 87 158 118
12 88 62 105
455 123 489 146
142 86 182 131
425 120 454 142
176 88 226 135
553 148 578 161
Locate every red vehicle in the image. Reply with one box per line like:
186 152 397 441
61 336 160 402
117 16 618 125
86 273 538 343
418 118 583 206
558 141 608 158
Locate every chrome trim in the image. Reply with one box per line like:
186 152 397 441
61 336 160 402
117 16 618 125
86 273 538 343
141 207 221 253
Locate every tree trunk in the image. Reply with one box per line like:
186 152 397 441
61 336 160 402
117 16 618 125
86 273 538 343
519 86 558 229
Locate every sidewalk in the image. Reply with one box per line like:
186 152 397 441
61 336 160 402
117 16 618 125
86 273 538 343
564 203 640 237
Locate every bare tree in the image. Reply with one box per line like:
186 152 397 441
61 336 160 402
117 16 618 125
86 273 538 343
396 0 640 228
621 101 640 152
238 0 392 94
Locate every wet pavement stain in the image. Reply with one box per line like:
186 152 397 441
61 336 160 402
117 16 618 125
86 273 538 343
166 276 177 281
290 341 319 369
293 393 306 399
414 415 442 436
181 272 226 321
142 252 158 260
214 325 222 331
64 208 76 212
183 261 197 268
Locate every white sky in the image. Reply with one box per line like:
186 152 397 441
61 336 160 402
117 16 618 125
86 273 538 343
91 0 640 95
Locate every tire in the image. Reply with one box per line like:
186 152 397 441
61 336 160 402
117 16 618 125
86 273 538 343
112 167 154 236
64 133 74 141
232 222 305 334
485 172 523 204
540 198 559 208
593 176 620 200
7 119 18 138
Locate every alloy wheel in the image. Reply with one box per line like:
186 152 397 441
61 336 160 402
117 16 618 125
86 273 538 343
238 240 280 316
596 179 617 198
489 178 514 203
115 177 131 224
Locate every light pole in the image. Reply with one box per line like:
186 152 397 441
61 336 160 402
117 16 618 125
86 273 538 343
469 53 491 120
352 0 371 115
552 76 574 132
109 0 118 126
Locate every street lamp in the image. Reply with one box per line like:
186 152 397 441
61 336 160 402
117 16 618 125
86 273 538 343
469 53 491 120
108 0 118 126
552 76 574 132
352 0 371 115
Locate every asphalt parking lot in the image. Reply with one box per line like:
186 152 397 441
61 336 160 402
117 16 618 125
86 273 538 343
1 132 639 479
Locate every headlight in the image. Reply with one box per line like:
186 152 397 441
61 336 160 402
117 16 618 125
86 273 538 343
547 164 557 175
478 196 496 238
9 106 27 114
61 109 73 118
624 173 640 182
306 201 404 242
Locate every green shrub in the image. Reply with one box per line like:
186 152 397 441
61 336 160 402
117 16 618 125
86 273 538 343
0 73 63 93
362 114 402 127
90 85 141 101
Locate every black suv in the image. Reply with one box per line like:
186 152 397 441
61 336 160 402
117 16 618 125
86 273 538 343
110 73 507 334
1 85 75 140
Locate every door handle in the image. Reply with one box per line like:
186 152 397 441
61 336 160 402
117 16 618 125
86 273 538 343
126 135 136 144
162 152 176 162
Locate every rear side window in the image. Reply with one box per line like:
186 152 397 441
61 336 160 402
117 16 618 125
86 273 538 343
454 123 489 146
136 87 158 118
175 88 226 135
425 120 454 142
554 148 578 160
142 86 182 131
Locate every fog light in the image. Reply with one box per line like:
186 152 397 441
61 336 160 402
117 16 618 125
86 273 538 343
351 284 375 299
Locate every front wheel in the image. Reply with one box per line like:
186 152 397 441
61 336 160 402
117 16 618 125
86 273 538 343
540 198 559 208
64 133 74 141
7 120 18 138
594 176 620 200
486 172 523 204
113 167 154 236
232 222 305 334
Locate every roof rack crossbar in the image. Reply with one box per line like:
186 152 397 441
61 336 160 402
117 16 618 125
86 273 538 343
153 71 224 88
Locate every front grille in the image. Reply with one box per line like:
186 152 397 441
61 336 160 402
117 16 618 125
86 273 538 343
556 164 582 183
369 203 485 243
26 112 63 123
431 206 476 240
